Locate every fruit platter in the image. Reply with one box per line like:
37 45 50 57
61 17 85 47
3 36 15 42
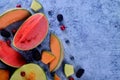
0 0 119 80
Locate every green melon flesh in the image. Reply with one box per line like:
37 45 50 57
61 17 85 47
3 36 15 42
0 40 26 68
30 0 42 12
10 63 47 80
13 13 49 50
64 64 74 77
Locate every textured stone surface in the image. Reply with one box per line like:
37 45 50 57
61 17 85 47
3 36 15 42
0 0 120 80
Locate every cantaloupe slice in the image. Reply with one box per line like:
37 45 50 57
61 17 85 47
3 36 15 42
54 74 61 80
0 8 31 30
41 51 55 64
13 13 49 50
49 33 64 72
0 69 10 80
0 40 26 68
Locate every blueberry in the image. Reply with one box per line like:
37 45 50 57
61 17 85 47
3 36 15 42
65 40 70 44
76 68 85 78
48 10 53 16
1 29 11 38
32 49 41 61
70 56 74 61
57 14 63 22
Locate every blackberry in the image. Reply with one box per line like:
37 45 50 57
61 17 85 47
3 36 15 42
57 14 63 22
32 49 41 61
76 68 85 78
50 72 55 77
1 29 11 38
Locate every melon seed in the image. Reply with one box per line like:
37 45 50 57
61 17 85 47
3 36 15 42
20 71 26 77
1 29 11 38
76 68 85 78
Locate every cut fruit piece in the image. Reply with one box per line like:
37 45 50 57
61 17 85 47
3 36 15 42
64 64 74 77
0 8 31 30
0 40 26 68
13 13 49 50
0 69 10 80
49 33 64 72
54 74 61 80
31 0 42 12
10 63 47 80
41 51 55 64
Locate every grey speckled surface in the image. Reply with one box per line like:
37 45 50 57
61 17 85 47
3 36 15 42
0 0 120 80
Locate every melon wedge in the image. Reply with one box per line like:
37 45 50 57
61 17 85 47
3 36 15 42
0 69 10 80
0 8 31 30
30 0 42 12
0 40 26 68
54 74 61 80
10 63 47 80
49 33 64 72
41 51 55 64
64 64 74 77
13 13 49 50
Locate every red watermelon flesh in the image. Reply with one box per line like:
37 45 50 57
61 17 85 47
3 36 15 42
0 40 26 68
13 13 49 50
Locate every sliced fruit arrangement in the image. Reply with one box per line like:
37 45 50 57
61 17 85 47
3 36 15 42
0 8 31 30
13 13 49 50
64 64 74 77
31 0 42 12
0 40 26 68
0 2 85 80
49 33 64 72
54 73 61 80
10 63 47 80
0 69 10 80
41 51 55 64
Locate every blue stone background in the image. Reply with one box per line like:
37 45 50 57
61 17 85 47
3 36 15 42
0 0 120 80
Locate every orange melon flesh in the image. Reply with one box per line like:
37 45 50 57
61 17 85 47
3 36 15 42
0 8 31 30
13 13 49 50
41 51 55 64
0 69 10 80
0 40 26 68
54 74 61 80
49 33 64 72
